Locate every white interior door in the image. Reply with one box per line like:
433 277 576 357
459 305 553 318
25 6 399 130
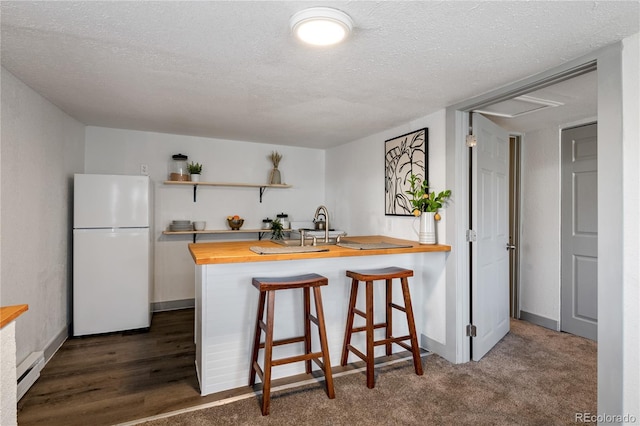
471 113 510 361
561 123 597 340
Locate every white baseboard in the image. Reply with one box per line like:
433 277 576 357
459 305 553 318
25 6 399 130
17 351 44 400
519 310 559 331
152 298 195 312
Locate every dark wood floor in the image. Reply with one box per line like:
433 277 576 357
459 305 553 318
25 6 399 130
18 308 413 425
18 309 209 425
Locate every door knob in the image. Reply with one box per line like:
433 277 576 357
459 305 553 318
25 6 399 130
506 244 516 251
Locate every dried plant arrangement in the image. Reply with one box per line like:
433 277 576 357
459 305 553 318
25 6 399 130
270 151 282 168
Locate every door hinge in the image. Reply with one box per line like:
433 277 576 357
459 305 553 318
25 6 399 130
465 134 477 148
466 324 477 337
466 229 477 242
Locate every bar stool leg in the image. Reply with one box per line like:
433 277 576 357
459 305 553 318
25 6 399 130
365 280 375 389
303 287 312 374
340 278 358 366
249 290 266 386
401 277 424 376
261 290 276 416
385 278 393 356
313 287 336 399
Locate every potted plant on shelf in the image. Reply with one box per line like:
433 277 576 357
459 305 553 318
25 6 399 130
270 218 284 240
188 162 203 182
406 173 452 244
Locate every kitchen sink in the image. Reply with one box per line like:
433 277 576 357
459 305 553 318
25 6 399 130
272 236 343 247
271 239 307 247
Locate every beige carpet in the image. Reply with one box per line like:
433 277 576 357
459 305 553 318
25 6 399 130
137 319 596 425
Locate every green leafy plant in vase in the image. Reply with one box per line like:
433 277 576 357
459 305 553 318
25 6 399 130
270 218 284 240
406 173 452 219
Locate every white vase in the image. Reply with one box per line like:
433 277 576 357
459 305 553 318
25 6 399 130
190 174 200 182
413 212 436 244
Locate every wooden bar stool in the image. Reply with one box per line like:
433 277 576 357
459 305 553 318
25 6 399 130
249 273 335 416
341 267 423 388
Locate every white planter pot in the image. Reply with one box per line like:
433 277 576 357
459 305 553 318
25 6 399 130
413 212 436 244
190 174 200 182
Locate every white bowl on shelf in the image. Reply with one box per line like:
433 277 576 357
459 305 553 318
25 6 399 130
193 221 206 231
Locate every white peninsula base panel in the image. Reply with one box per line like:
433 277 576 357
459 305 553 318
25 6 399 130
194 252 447 396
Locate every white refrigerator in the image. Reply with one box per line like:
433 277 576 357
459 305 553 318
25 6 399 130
73 174 153 336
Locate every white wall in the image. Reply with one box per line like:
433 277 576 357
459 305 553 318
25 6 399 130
326 110 448 242
326 110 450 348
519 126 562 324
84 127 326 303
0 68 85 364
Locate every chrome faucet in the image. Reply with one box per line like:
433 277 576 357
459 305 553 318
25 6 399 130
314 205 330 243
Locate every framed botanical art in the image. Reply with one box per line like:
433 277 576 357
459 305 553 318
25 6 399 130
384 128 428 216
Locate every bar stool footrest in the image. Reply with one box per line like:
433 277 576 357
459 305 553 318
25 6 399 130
350 323 387 333
346 344 367 362
373 335 412 347
252 361 264 382
272 351 323 367
312 357 328 371
258 335 306 349
390 302 406 312
394 341 413 352
353 308 366 318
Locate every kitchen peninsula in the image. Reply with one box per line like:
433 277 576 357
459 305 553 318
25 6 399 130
189 235 450 396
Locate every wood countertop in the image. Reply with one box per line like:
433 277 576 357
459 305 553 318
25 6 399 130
0 304 28 328
189 235 450 265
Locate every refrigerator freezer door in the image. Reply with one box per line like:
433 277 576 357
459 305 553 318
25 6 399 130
73 228 151 336
74 174 150 228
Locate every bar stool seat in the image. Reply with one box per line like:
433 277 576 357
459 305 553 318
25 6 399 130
249 273 335 416
341 267 423 388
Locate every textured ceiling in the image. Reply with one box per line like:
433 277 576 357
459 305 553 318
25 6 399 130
1 1 638 149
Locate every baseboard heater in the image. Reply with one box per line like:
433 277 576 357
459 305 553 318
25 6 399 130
17 351 44 400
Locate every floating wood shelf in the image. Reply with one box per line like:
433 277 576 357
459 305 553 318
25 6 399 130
163 181 292 202
163 228 292 243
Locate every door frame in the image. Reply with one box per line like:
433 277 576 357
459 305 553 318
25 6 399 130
508 134 521 319
443 42 626 417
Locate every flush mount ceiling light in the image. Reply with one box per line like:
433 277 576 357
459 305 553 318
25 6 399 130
289 7 353 46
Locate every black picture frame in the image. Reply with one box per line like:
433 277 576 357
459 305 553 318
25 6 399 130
384 128 428 216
